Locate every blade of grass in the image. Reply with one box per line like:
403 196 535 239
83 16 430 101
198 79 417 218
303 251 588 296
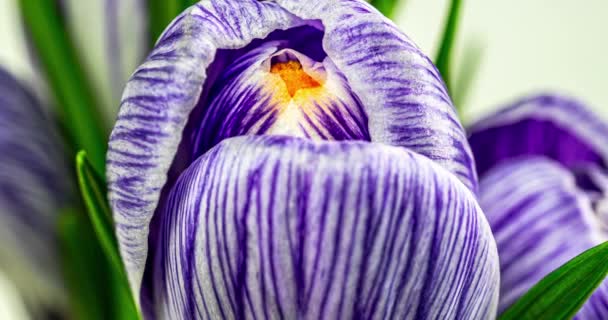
499 241 608 320
370 0 403 19
18 0 108 173
75 150 140 319
434 0 463 95
148 0 199 45
76 150 120 271
58 208 111 320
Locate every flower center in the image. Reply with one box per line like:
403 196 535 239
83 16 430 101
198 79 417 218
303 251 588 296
270 60 321 97
192 45 370 158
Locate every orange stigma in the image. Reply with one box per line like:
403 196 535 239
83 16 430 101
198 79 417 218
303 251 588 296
270 60 321 97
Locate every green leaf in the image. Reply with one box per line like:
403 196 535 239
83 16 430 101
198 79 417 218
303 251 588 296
148 0 199 45
58 208 112 320
18 0 108 173
499 241 608 320
76 150 140 320
76 150 120 272
370 0 402 18
434 0 463 96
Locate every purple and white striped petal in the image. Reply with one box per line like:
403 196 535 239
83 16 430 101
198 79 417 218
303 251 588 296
0 69 69 310
479 157 608 318
154 135 498 319
192 42 370 156
275 0 475 188
108 2 302 296
468 94 608 177
62 0 147 121
107 0 475 298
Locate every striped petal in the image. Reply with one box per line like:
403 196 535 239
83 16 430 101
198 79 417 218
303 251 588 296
192 41 370 157
479 157 608 318
468 94 608 177
0 69 69 310
108 0 475 298
153 135 498 319
275 0 475 189
61 0 147 121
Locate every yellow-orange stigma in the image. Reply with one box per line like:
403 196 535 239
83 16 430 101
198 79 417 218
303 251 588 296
270 60 321 97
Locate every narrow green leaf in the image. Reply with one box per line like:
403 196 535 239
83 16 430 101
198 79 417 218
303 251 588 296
58 208 112 320
76 150 120 271
434 0 463 95
110 272 140 320
370 0 402 18
76 150 140 320
148 0 199 45
18 0 108 173
499 241 608 320
451 39 484 114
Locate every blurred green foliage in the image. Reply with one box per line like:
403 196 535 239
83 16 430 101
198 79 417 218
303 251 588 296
370 0 402 18
434 0 463 100
148 0 200 45
18 0 108 174
58 208 112 320
452 40 484 116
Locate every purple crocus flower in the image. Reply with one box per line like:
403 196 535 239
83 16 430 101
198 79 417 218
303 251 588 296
468 94 608 319
0 68 70 313
107 0 500 318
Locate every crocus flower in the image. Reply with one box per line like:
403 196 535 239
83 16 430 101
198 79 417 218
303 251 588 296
0 68 70 314
107 0 499 318
468 94 608 318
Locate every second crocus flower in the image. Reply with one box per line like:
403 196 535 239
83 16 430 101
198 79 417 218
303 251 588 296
469 94 608 319
0 68 70 315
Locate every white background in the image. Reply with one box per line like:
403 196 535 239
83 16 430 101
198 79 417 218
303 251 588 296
396 0 608 123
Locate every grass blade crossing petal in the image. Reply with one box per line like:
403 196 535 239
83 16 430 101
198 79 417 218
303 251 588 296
75 150 140 319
